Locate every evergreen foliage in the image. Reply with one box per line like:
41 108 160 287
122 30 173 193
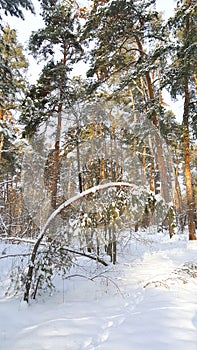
0 0 34 21
82 0 166 116
21 0 82 136
165 0 197 138
0 24 28 176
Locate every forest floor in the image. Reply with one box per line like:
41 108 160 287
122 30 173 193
1 230 197 350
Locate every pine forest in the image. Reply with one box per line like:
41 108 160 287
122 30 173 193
0 0 196 303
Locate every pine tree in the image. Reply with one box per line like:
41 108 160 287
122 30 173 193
0 24 28 175
82 0 172 203
166 0 197 239
0 24 30 238
21 0 82 208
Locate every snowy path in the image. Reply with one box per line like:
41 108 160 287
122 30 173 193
1 234 197 350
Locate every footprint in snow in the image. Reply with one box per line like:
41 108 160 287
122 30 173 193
99 329 109 342
134 291 144 304
119 316 125 325
82 327 110 349
101 320 113 329
83 337 93 348
124 290 144 314
82 316 125 349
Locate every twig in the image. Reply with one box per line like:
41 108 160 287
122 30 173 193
61 247 108 266
144 281 170 289
0 237 46 245
0 253 32 260
64 273 93 281
0 251 46 260
64 271 124 297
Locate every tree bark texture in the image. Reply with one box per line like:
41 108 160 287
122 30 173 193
182 0 196 240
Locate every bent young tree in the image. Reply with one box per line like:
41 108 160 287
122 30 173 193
23 182 151 303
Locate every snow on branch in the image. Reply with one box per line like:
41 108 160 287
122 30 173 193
23 182 140 302
39 182 139 242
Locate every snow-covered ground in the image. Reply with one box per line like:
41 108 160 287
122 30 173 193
1 232 197 350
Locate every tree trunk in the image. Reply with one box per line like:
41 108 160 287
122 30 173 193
183 81 196 240
76 138 83 193
182 0 196 240
112 224 116 264
0 109 5 159
149 135 155 192
128 86 138 183
51 103 62 209
136 37 171 203
142 144 147 186
194 73 197 94
173 150 183 212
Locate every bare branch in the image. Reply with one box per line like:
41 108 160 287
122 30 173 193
61 247 108 266
0 253 32 260
0 237 41 245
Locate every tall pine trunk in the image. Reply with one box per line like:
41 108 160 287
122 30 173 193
182 0 196 240
51 103 62 209
136 38 171 203
183 77 196 240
